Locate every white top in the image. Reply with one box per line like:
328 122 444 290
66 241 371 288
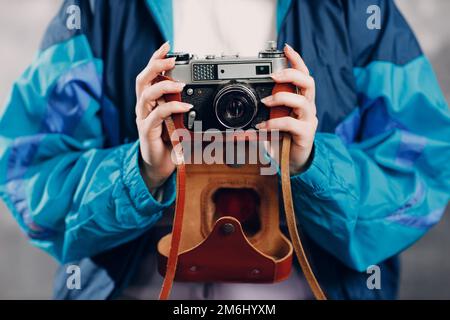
173 0 278 56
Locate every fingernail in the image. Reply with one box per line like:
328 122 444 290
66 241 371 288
256 122 266 129
186 104 194 109
270 71 282 79
261 96 272 104
176 82 186 89
159 41 170 52
284 43 293 51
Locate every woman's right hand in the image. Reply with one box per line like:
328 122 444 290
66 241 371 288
135 42 193 191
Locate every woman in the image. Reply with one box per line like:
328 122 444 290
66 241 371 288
1 0 449 299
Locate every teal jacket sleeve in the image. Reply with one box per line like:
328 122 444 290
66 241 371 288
291 0 450 271
0 5 175 263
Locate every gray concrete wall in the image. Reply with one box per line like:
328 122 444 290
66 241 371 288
0 0 448 299
0 0 60 299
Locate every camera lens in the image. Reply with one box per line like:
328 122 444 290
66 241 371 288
214 84 258 129
225 98 245 119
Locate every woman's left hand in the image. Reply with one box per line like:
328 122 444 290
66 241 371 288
256 44 318 175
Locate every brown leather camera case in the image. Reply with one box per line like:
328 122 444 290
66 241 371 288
157 158 294 283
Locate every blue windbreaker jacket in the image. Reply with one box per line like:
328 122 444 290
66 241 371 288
0 0 449 299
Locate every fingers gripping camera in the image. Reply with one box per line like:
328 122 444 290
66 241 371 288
165 41 294 131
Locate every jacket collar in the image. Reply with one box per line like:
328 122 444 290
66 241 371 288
145 0 174 43
277 0 292 31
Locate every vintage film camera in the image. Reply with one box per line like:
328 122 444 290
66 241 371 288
165 40 291 131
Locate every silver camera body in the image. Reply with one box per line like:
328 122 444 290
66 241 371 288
166 41 288 131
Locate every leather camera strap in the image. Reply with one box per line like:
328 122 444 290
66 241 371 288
280 134 326 300
158 101 187 300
